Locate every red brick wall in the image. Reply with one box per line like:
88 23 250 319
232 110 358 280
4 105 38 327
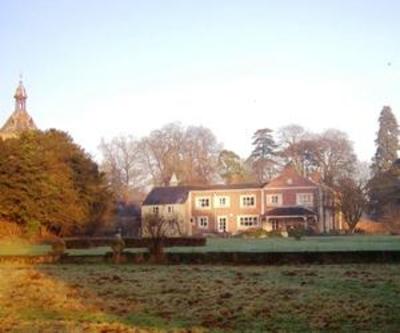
190 189 261 234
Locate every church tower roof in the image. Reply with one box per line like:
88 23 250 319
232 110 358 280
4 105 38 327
0 79 37 140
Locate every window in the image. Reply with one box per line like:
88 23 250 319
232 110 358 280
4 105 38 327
214 196 230 208
152 206 159 214
167 206 174 213
217 216 228 232
196 197 211 209
267 194 282 206
296 193 313 206
238 216 259 227
241 195 256 207
197 216 209 229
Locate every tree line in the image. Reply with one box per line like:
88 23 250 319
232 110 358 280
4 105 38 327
99 106 400 230
99 123 362 196
0 105 398 237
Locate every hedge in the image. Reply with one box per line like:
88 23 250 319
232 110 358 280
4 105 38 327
63 237 206 249
2 250 400 265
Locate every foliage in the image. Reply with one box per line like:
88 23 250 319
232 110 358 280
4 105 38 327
287 225 306 240
337 177 367 233
25 219 41 238
235 228 283 239
369 107 399 218
371 106 399 176
0 130 112 236
50 238 66 255
249 128 278 182
217 149 249 184
368 161 400 222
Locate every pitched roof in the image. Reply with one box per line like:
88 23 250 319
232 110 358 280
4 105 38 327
193 183 264 191
264 164 317 188
143 182 264 206
265 206 317 217
143 186 198 205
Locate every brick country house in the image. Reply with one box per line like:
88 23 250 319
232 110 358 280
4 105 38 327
142 165 343 236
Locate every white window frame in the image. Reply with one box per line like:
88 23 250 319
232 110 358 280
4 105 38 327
266 194 282 206
167 206 174 214
240 195 256 208
217 215 228 232
296 193 313 206
197 216 209 229
152 206 159 214
237 215 259 228
195 196 211 209
214 196 230 208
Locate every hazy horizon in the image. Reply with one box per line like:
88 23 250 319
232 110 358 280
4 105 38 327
1 0 399 162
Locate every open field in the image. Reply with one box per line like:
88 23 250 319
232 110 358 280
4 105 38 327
0 263 400 332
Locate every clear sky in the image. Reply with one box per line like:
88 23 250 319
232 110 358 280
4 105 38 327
0 0 399 162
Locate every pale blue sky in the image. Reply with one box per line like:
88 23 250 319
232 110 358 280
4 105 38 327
0 0 399 161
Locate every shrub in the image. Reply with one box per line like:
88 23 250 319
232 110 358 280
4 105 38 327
111 235 125 264
266 230 283 238
287 225 306 240
50 238 66 255
0 220 24 239
25 219 41 239
236 228 269 239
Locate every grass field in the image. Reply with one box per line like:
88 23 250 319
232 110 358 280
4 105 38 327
0 263 400 332
66 235 400 256
1 235 400 257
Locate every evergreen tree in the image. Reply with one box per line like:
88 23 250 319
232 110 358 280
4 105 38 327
369 106 399 219
371 106 399 175
249 128 278 182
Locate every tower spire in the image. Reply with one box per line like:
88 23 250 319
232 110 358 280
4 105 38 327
0 77 37 140
14 77 27 112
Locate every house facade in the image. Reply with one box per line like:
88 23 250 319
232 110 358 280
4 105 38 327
142 166 343 236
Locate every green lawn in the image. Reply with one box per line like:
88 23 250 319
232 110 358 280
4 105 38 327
0 241 51 256
1 235 400 257
66 235 400 256
167 235 400 253
1 263 400 332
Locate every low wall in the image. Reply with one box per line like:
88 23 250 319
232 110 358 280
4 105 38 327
2 251 400 265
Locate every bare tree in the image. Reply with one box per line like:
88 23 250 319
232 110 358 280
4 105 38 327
182 126 221 185
337 177 367 233
139 124 182 186
99 136 146 201
283 129 357 186
277 125 312 175
139 123 221 186
142 213 182 262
